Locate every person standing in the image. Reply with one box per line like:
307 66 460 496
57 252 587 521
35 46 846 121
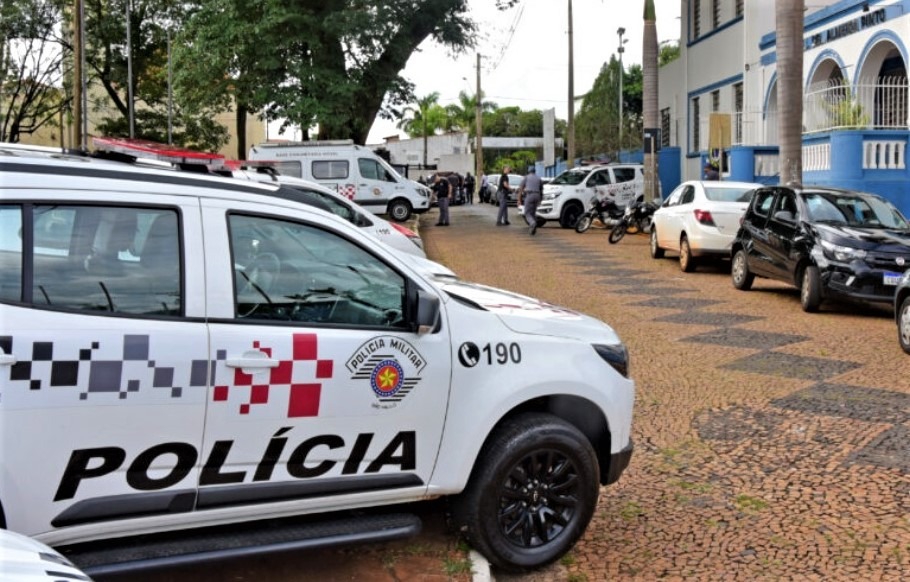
496 167 512 226
432 173 452 226
464 172 476 204
517 166 543 235
479 173 489 203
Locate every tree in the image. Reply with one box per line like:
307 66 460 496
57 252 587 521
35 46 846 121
444 89 497 136
575 58 620 159
777 0 804 186
397 91 444 166
82 0 228 150
658 41 680 66
0 0 68 143
642 0 659 202
175 0 511 144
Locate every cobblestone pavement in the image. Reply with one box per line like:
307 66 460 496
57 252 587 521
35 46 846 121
420 202 910 581
107 202 910 582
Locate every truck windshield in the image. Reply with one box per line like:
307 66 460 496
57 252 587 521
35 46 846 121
550 169 588 186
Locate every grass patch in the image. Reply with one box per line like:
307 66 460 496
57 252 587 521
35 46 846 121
567 574 588 582
560 551 577 566
734 494 769 513
620 501 644 521
442 556 473 576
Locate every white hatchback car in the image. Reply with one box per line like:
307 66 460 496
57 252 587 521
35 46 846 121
650 180 761 272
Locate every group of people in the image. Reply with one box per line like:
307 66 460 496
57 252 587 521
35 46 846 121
430 171 476 226
432 167 542 235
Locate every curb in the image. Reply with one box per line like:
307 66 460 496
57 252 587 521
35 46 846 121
469 550 492 582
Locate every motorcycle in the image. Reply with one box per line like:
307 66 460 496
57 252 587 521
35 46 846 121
575 196 625 233
608 198 659 244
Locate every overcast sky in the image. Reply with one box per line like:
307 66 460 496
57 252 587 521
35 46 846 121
365 0 683 144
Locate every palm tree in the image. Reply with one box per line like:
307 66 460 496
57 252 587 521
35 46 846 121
397 92 443 167
445 90 498 136
642 0 659 202
776 0 805 186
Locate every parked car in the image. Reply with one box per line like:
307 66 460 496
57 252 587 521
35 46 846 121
731 185 910 312
650 180 761 272
1 144 634 574
485 173 524 206
538 164 645 228
894 271 910 353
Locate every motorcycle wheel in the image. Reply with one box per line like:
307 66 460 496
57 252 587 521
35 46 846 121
608 223 626 244
575 214 594 233
625 222 641 235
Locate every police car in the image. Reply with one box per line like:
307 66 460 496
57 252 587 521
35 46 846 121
0 145 634 574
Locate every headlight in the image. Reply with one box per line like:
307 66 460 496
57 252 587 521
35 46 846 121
593 343 629 378
819 239 867 261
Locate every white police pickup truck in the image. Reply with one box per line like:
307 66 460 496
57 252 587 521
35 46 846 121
537 164 645 228
0 145 634 575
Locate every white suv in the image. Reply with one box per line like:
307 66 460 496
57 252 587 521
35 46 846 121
538 164 645 228
0 145 634 575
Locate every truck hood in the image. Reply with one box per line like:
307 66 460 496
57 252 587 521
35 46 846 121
440 280 622 344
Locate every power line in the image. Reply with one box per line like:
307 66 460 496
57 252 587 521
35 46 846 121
487 0 525 72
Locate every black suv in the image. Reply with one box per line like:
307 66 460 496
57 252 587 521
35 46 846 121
731 185 910 312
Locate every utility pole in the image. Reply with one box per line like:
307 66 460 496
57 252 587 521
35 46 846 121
566 0 575 168
126 0 135 138
475 53 483 183
73 0 83 148
617 27 626 160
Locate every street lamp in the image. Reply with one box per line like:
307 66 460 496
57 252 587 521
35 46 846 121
617 27 627 159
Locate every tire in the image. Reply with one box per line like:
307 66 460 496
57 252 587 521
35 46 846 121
650 229 665 259
898 296 910 354
451 413 599 572
387 199 412 222
575 214 594 233
559 202 584 229
608 223 626 244
800 264 823 312
731 249 754 290
679 235 697 273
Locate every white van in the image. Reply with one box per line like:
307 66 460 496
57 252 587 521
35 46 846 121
249 140 431 222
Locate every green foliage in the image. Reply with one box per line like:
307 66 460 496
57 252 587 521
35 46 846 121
659 42 680 66
825 84 870 129
495 149 537 173
94 108 229 152
445 90 497 136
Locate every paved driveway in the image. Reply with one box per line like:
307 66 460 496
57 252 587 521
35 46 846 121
423 203 909 581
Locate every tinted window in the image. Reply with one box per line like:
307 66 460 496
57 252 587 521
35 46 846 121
612 168 638 183
31 206 181 315
229 214 406 327
550 169 587 186
803 191 910 228
358 158 395 182
588 171 610 186
704 186 755 203
312 160 349 180
680 186 696 205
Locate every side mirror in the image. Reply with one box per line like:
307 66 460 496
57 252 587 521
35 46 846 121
412 289 440 335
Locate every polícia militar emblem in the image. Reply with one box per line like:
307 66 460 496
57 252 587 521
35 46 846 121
346 336 425 408
371 359 404 397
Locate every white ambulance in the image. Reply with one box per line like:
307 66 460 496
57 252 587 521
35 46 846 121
248 140 431 222
0 145 634 576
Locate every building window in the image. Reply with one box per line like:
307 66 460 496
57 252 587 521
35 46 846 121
712 90 720 112
735 0 744 17
734 82 743 143
712 0 720 29
692 97 701 151
661 108 671 147
692 0 701 38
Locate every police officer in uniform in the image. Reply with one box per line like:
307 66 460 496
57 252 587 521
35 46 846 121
518 166 543 235
432 173 452 226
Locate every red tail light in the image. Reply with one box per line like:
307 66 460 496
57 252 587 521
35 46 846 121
694 209 715 226
391 222 419 239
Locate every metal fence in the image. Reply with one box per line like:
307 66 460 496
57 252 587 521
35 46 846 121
804 77 908 133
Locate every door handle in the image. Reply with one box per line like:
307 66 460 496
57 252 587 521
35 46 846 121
226 352 279 369
0 353 16 366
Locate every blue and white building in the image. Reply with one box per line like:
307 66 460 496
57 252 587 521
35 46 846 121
659 0 909 214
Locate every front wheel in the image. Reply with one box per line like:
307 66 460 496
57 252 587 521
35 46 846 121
559 203 584 229
387 199 412 222
800 264 823 312
575 214 594 233
608 223 626 244
898 296 910 354
451 413 599 572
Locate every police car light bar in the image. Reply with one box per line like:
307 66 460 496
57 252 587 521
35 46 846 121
92 137 226 168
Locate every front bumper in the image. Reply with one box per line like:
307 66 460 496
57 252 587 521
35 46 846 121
822 267 904 304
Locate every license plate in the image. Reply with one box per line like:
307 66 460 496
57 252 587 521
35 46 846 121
884 271 902 285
